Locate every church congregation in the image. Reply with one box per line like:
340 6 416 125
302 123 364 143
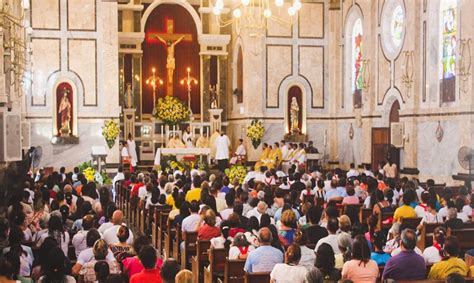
1 0 474 282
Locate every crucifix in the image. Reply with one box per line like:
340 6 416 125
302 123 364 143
150 18 193 95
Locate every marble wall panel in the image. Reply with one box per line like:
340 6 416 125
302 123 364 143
31 120 119 168
68 0 96 31
266 45 292 108
377 38 391 104
31 0 60 30
266 3 292 37
68 39 97 106
31 39 60 106
417 121 459 180
299 46 324 108
298 2 324 38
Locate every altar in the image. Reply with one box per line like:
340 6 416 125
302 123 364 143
154 147 211 166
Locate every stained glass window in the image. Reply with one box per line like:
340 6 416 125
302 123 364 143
440 0 457 102
352 18 363 108
390 5 404 47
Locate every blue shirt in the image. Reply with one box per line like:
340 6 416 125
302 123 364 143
244 245 284 273
274 208 301 222
371 251 391 266
325 189 343 201
220 186 230 194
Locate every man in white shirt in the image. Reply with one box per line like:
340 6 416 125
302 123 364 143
363 164 375 178
215 131 231 172
314 217 340 254
181 201 201 232
102 210 134 245
72 228 115 275
72 215 94 258
112 166 125 201
246 201 268 223
138 176 151 202
346 163 359 178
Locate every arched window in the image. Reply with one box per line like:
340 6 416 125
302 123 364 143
439 0 457 103
352 18 363 108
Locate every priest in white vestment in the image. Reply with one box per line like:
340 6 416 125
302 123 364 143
127 133 138 172
215 132 231 172
230 138 246 165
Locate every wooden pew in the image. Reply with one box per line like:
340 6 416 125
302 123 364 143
448 228 474 255
191 240 211 283
164 218 176 259
157 208 171 255
418 223 443 251
360 208 372 224
244 272 271 283
220 259 246 283
204 248 227 283
181 231 198 270
173 225 182 261
401 217 422 231
377 212 395 231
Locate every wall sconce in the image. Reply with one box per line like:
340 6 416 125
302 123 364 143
349 123 354 140
361 59 371 93
401 51 414 98
435 121 444 143
459 38 472 94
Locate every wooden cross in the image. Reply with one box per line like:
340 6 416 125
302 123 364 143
150 19 193 43
149 18 193 94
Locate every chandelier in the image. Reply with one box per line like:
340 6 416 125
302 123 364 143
211 0 302 33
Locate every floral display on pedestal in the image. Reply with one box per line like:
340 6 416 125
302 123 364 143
102 120 120 149
246 119 265 149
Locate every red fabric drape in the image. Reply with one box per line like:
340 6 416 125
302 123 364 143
142 4 200 114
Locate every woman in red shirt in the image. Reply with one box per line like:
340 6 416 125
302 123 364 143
198 209 221 240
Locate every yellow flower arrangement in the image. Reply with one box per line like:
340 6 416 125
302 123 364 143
170 160 185 172
83 166 96 182
225 165 248 185
102 119 120 149
246 119 265 149
154 96 190 126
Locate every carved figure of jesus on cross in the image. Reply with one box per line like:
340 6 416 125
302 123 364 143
150 18 192 95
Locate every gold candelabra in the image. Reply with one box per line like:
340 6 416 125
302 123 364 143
145 67 164 107
180 67 198 118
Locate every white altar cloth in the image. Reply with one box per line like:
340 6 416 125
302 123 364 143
154 147 211 165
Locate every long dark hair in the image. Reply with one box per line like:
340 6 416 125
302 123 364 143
315 243 336 275
352 234 371 266
42 247 69 283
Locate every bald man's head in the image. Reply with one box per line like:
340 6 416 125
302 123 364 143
258 227 272 245
112 210 123 225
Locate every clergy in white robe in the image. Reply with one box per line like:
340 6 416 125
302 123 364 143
215 132 231 172
230 139 246 165
182 126 194 148
127 133 138 169
281 140 289 162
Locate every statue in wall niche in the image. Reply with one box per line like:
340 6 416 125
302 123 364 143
210 85 218 109
290 97 300 134
124 83 134 108
58 88 72 136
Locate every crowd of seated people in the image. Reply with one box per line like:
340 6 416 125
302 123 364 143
1 161 474 283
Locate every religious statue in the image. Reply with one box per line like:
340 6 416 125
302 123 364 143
290 97 300 134
209 85 218 109
58 88 72 136
124 83 134 108
154 34 185 84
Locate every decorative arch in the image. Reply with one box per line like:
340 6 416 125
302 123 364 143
278 76 312 134
141 0 203 36
232 37 244 104
47 73 81 137
344 4 364 110
380 88 403 128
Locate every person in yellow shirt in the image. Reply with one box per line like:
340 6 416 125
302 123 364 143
185 175 202 202
269 142 283 169
393 190 417 222
428 236 467 280
254 143 270 171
